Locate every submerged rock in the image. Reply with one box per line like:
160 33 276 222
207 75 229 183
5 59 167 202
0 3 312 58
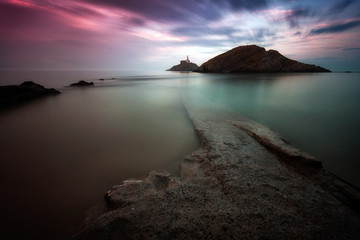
0 81 60 110
73 98 360 239
69 80 94 87
196 45 331 73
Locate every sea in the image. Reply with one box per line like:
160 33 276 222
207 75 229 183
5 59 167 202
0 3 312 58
0 70 359 239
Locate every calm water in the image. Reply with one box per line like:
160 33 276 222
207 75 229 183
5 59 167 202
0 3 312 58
0 71 359 239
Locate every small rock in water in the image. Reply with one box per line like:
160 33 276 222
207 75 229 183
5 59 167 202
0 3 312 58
69 80 94 87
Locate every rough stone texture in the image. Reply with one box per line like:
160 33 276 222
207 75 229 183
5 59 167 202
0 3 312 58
167 61 199 71
0 81 60 110
73 98 360 240
70 80 94 87
196 45 331 73
231 120 322 169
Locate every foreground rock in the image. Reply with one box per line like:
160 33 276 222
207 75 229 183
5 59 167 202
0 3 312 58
69 80 94 87
0 81 60 110
196 45 330 73
167 56 199 71
73 99 359 239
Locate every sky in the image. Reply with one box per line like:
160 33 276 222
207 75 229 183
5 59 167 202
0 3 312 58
0 0 359 71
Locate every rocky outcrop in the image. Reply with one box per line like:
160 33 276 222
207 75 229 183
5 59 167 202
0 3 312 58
167 59 199 71
73 96 360 239
0 81 60 110
196 45 331 73
69 80 94 87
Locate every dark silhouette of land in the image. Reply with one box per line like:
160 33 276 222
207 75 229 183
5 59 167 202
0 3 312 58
0 81 60 110
167 56 199 71
195 45 330 73
69 80 94 87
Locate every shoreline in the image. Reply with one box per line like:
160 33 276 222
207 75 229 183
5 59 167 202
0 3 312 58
73 96 360 239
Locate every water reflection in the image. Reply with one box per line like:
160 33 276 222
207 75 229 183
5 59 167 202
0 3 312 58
0 83 199 239
180 73 360 188
1 72 359 239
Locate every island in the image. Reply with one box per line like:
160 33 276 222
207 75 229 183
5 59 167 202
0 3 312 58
69 80 94 87
167 56 199 71
195 45 330 73
0 81 60 110
73 96 359 239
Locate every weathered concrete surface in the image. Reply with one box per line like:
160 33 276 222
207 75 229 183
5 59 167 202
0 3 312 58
73 98 360 239
231 120 322 168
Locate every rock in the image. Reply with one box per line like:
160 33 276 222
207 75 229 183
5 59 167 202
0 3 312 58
0 81 60 110
167 56 199 71
196 45 331 73
73 96 360 239
69 80 94 87
231 120 322 169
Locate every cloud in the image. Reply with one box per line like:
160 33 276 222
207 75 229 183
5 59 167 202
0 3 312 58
214 0 269 11
309 20 360 35
171 26 236 37
327 0 355 15
256 6 311 28
86 0 220 23
285 7 310 28
86 0 271 24
343 47 360 51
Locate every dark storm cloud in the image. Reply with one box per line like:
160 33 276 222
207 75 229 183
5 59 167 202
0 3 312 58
86 0 270 23
309 20 360 35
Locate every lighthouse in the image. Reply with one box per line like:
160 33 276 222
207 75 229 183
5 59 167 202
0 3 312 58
180 56 191 65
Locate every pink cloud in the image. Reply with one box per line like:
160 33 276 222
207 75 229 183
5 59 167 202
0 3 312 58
0 0 166 69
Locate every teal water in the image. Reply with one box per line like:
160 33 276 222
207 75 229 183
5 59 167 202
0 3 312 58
181 72 360 188
0 71 359 239
188 73 360 188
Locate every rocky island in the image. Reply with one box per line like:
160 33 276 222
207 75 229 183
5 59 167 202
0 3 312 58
69 80 94 87
167 56 199 71
73 96 359 239
0 81 60 110
196 45 330 73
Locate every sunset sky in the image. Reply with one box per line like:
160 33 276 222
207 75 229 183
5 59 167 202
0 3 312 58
1 0 359 71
